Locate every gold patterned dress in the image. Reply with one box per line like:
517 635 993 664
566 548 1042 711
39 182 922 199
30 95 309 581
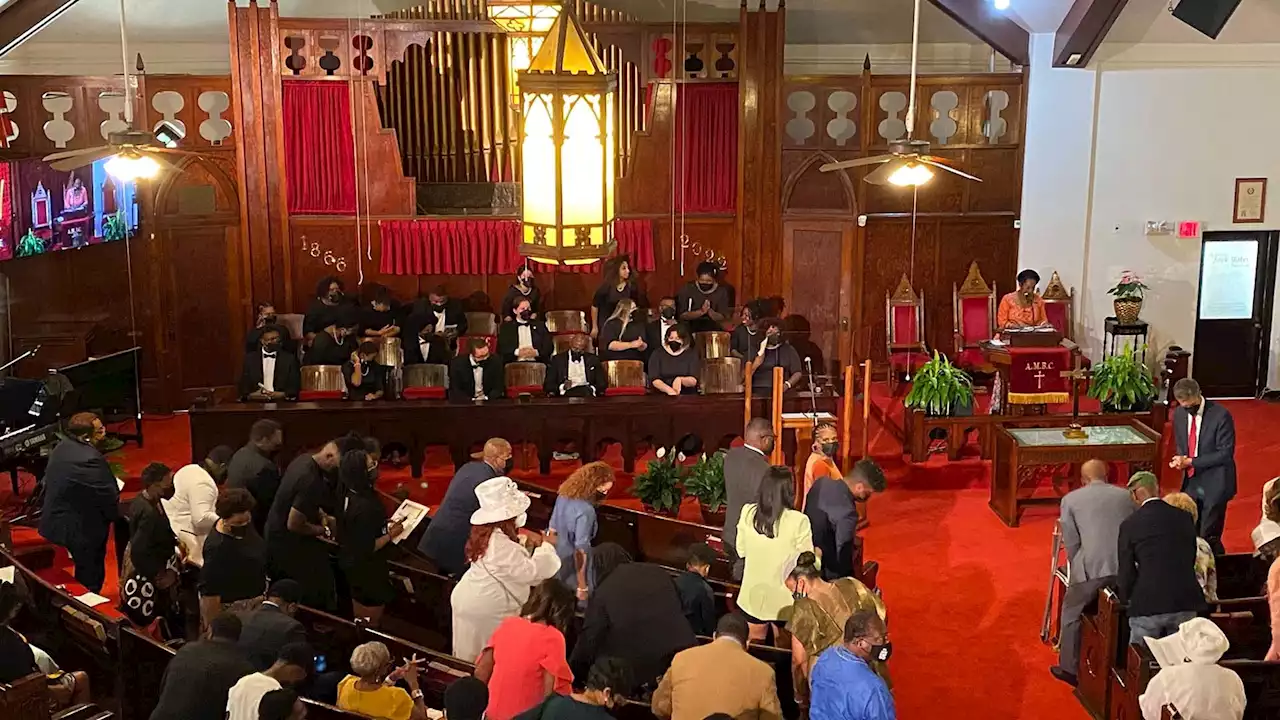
784 578 889 690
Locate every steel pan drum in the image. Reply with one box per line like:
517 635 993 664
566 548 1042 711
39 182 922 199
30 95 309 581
404 363 449 389
544 310 587 334
701 357 744 394
695 331 731 360
301 366 344 393
377 337 403 368
604 360 645 388
505 362 547 390
552 333 594 355
465 312 498 336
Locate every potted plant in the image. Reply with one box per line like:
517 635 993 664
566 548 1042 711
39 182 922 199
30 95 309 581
684 450 727 526
631 446 685 516
904 351 975 416
1088 349 1156 412
1106 270 1150 324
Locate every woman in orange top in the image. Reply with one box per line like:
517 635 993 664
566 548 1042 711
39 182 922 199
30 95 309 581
802 423 841 509
996 269 1049 330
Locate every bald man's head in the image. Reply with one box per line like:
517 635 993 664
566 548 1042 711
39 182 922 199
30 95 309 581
482 439 513 472
1081 459 1108 483
744 418 776 456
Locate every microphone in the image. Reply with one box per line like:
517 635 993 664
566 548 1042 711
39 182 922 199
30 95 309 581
804 357 819 427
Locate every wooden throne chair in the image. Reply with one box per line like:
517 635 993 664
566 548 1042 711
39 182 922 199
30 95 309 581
886 274 928 395
953 260 996 374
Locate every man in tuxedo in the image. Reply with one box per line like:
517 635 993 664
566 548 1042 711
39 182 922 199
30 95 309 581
1118 471 1207 645
38 412 119 592
239 327 301 402
406 287 468 365
245 301 297 355
1050 459 1135 687
227 419 284 534
545 332 606 397
448 338 504 402
722 417 776 580
1170 378 1236 555
497 298 552 365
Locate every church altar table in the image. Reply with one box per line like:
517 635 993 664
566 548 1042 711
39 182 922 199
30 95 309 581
989 421 1159 527
189 394 836 477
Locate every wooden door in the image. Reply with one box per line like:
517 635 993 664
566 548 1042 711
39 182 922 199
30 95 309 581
1192 230 1278 398
782 219 859 375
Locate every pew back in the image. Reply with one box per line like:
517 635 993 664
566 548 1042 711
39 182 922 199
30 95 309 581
0 672 49 720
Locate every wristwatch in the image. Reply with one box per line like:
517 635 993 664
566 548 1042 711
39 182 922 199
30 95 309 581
411 689 425 700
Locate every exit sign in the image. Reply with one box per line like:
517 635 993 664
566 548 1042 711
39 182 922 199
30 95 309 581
1177 221 1202 239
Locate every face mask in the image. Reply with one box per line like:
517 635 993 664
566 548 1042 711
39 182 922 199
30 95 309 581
1186 404 1200 415
518 310 531 321
820 441 839 458
792 587 806 600
698 281 714 292
519 275 533 286
660 307 676 321
761 438 777 456
368 465 380 481
262 314 277 325
503 457 515 474
866 641 893 662
667 340 682 352
514 512 527 528
263 341 280 352
594 490 608 504
767 336 782 349
328 291 343 302
162 486 176 501
433 302 446 311
228 523 251 538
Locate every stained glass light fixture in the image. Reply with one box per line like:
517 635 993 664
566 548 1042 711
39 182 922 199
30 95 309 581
487 0 561 105
517 3 617 266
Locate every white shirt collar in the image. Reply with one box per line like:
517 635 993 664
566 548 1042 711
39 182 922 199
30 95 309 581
745 444 766 456
1142 497 1162 506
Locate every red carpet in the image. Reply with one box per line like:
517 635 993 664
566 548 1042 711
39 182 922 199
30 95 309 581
8 399 1279 719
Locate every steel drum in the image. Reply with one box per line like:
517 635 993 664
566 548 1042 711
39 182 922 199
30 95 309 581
404 363 449 389
694 331 731 360
604 360 645 389
465 312 498 336
505 362 548 391
301 365 343 393
701 357 744 394
552 332 594 355
544 310 587 334
377 337 403 367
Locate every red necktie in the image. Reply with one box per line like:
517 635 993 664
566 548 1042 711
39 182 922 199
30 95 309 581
1187 414 1198 478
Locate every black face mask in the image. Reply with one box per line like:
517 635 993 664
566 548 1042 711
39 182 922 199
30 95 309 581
328 291 343 303
766 336 782 349
760 438 777 456
518 310 531 321
518 275 533 286
1185 404 1201 416
820 441 839 458
660 307 677 321
667 340 682 352
502 457 515 474
698 281 715 292
433 302 446 311
227 523 251 538
263 342 280 353
262 314 277 325
867 641 893 662
594 490 608 504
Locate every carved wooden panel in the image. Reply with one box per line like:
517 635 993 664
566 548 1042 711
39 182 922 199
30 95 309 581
163 223 244 395
143 76 236 150
644 25 739 82
782 79 864 150
783 221 856 374
279 23 391 80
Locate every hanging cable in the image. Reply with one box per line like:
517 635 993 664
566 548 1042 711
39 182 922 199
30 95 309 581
118 0 138 347
678 0 688 274
905 0 920 139
668 0 678 262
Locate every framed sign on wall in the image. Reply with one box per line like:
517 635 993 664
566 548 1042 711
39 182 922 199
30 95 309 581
1233 177 1267 224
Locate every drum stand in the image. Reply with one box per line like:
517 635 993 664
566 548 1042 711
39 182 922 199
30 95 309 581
1040 519 1068 646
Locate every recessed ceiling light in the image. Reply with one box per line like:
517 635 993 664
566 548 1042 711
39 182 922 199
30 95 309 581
994 0 1010 10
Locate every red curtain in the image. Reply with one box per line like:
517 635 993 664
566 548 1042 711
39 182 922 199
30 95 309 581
282 81 357 215
379 218 655 275
675 83 738 213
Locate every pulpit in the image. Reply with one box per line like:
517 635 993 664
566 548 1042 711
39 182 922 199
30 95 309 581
982 331 1074 413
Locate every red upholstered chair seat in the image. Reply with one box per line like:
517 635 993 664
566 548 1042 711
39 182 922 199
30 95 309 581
456 335 498 356
888 351 930 371
402 386 446 400
604 386 648 397
506 385 544 398
299 390 344 401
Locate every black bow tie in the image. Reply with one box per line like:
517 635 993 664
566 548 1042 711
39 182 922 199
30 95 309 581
262 351 277 359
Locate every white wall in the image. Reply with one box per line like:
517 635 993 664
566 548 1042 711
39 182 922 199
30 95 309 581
0 42 230 75
1018 37 1280 392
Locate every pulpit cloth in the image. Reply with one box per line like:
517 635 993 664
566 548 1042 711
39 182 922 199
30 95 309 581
1007 347 1071 404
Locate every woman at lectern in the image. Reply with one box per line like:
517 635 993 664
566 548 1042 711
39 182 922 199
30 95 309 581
997 268 1049 330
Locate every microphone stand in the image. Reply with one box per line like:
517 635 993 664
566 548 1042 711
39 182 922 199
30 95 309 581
804 356 819 429
0 345 40 377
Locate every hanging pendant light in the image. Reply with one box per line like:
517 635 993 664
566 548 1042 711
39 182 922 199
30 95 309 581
517 2 617 266
488 0 562 106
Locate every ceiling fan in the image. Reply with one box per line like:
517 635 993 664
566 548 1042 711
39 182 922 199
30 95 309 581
819 0 982 187
41 0 200 180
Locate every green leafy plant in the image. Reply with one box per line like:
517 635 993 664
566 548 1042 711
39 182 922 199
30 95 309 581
103 210 129 242
16 229 45 257
683 450 726 512
1088 348 1156 412
903 351 974 416
631 446 685 514
1106 270 1150 300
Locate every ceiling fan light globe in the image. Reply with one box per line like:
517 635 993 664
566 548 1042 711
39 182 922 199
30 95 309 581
887 163 933 187
105 153 161 182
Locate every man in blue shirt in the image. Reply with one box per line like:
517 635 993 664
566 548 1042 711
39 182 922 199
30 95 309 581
810 610 895 720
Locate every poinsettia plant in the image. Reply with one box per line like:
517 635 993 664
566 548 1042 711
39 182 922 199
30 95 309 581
1106 270 1150 300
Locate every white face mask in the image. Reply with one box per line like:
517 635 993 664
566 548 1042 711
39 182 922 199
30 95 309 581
515 512 527 528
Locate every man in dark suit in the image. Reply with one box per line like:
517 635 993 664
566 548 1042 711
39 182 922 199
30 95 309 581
1170 378 1236 555
545 332 606 397
150 613 255 720
227 419 284 534
237 579 308 672
239 326 301 401
405 287 468 366
804 458 885 581
497 298 553 365
418 438 511 575
646 296 679 366
1118 471 1207 645
38 412 118 593
448 338 505 402
722 417 776 580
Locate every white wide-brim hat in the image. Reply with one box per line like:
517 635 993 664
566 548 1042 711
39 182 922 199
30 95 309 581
1144 617 1229 668
470 476 531 525
1252 518 1280 552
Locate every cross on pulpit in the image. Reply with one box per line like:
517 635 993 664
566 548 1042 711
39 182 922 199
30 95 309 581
1032 370 1046 389
1060 354 1092 439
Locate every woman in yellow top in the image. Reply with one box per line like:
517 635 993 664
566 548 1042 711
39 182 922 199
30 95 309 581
337 641 429 720
783 550 887 705
996 269 1048 330
736 466 816 642
801 423 841 509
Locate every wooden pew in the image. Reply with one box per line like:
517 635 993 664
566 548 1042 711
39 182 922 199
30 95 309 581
0 672 49 720
1112 638 1280 720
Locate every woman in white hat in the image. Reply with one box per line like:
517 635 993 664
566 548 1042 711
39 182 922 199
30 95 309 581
450 476 561 663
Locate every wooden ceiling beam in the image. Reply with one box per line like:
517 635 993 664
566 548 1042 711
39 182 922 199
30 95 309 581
0 0 81 58
926 0 1030 67
1052 0 1131 68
